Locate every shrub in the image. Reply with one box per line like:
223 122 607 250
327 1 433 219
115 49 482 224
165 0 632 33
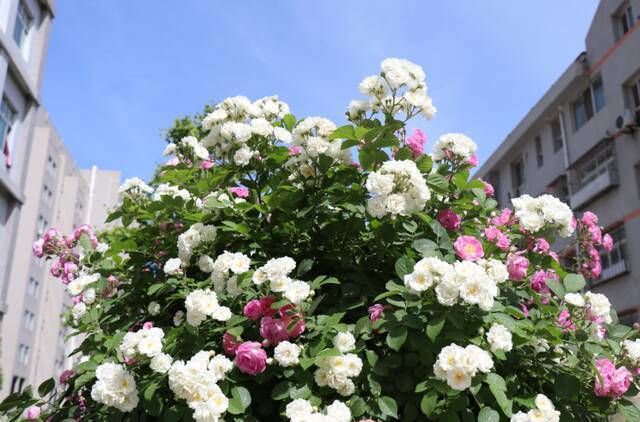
5 58 640 421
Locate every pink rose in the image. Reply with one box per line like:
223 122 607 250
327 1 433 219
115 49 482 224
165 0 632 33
235 341 267 375
589 225 602 244
288 146 302 156
530 270 548 292
496 233 511 251
230 186 249 198
223 332 241 356
481 179 495 197
484 225 501 242
533 238 550 253
602 233 613 252
50 259 62 277
260 296 278 318
506 253 529 280
467 153 478 167
165 157 180 167
406 128 426 158
43 227 60 243
453 236 484 261
59 369 75 384
200 159 214 169
436 209 461 231
557 310 576 332
32 239 44 258
594 358 631 398
368 304 385 322
582 211 599 227
260 317 289 345
25 405 41 420
142 321 154 330
280 305 305 338
243 300 263 321
491 208 514 226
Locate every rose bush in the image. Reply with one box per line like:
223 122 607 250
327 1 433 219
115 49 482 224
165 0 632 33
3 58 640 421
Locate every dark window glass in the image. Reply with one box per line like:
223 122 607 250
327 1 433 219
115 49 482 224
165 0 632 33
551 118 563 152
535 136 543 167
592 78 605 112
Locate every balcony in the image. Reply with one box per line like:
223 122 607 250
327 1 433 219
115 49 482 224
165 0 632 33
569 162 619 209
596 260 628 284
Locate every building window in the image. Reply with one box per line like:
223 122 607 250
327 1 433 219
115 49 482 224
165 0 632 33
27 277 39 297
534 136 543 167
592 77 605 112
12 2 32 49
630 77 640 122
510 157 525 196
36 214 48 239
573 77 605 131
42 185 53 206
0 97 16 152
10 376 25 394
23 311 34 331
17 344 30 365
615 3 635 41
46 155 57 175
551 118 563 152
576 143 615 190
600 226 627 271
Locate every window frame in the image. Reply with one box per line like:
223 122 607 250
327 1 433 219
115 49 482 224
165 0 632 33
0 97 17 153
12 1 33 49
551 118 563 153
534 135 544 168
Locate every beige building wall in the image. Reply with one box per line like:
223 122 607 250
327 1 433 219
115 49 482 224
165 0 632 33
0 109 121 397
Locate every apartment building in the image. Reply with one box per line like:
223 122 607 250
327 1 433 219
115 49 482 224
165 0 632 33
0 109 121 398
476 0 640 324
0 0 121 397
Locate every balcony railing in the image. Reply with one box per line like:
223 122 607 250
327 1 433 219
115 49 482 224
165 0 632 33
569 162 619 209
597 260 628 284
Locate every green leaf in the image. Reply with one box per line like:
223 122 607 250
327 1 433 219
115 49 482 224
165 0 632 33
283 114 296 131
426 316 446 342
395 256 415 280
426 173 450 192
349 396 367 417
37 378 55 397
395 147 412 161
386 326 408 351
420 390 438 417
485 374 511 417
545 278 565 298
563 273 586 292
378 396 398 418
142 382 163 416
271 382 291 400
620 403 640 421
329 125 355 140
555 373 579 399
228 386 252 414
415 154 433 173
477 407 500 422
412 238 438 257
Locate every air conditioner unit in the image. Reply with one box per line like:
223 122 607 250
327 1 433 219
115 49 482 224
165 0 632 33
615 109 634 129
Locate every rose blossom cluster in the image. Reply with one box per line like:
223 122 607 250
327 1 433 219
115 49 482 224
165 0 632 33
185 288 232 326
176 222 218 263
575 211 613 280
118 324 165 360
33 225 101 283
90 363 139 412
511 194 574 237
118 177 153 200
152 183 192 202
200 95 292 166
432 133 478 164
285 399 352 422
510 394 560 422
404 257 507 311
486 324 513 352
205 251 252 296
405 128 426 158
314 333 363 396
286 116 351 173
351 58 436 121
365 160 431 218
593 358 631 398
433 343 494 390
168 351 232 421
162 135 210 167
243 298 305 346
252 257 313 305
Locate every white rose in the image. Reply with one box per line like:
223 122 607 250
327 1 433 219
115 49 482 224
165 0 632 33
333 332 356 353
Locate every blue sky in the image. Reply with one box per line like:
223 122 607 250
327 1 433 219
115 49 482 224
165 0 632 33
42 1 599 181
